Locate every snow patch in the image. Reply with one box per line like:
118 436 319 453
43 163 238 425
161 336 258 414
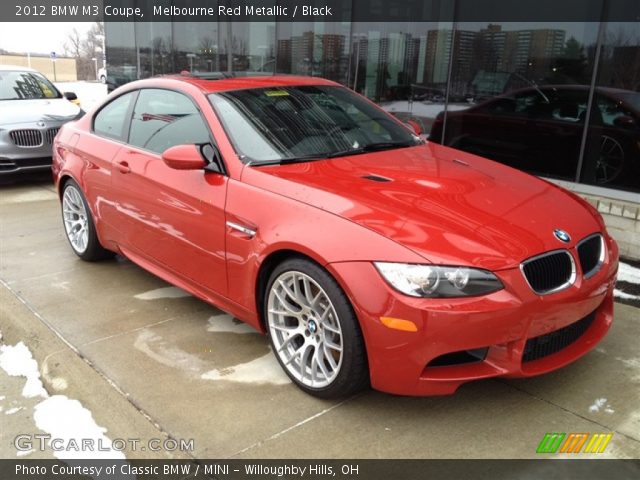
202 352 291 385
589 398 607 412
207 314 257 335
1 336 124 460
5 406 24 415
589 398 614 414
618 262 640 284
614 289 640 301
34 396 125 459
134 286 191 300
0 342 47 398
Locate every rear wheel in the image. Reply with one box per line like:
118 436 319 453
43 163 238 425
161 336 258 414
61 179 113 261
596 135 625 184
265 258 368 398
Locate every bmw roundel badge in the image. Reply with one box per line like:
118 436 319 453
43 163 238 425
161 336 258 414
553 229 571 243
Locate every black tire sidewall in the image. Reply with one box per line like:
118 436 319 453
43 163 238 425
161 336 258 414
264 257 368 399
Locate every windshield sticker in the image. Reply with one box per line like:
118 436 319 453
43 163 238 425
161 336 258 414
264 90 290 97
37 81 57 98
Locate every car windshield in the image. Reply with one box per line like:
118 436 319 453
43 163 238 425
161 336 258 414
0 70 62 100
209 85 420 164
616 91 640 112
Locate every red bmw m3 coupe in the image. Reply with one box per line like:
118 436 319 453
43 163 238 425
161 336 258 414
52 74 619 398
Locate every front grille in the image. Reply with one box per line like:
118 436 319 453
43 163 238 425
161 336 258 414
523 310 596 362
577 234 604 279
9 129 43 147
44 127 59 144
521 250 575 295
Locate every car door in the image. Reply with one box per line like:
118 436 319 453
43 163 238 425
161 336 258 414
444 94 531 167
523 89 587 178
80 90 138 239
110 88 228 295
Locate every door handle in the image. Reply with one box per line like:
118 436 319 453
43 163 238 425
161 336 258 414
116 160 131 174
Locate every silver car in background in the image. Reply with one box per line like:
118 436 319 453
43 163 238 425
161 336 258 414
0 65 82 175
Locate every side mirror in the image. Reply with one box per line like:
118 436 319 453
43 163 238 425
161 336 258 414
63 92 78 101
613 115 636 128
405 119 423 136
161 144 206 170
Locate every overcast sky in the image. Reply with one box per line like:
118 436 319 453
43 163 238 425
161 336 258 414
0 22 94 56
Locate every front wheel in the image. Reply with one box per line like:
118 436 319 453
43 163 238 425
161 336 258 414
265 258 369 398
596 135 625 184
61 179 113 261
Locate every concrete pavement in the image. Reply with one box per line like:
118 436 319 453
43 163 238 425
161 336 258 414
1 178 639 459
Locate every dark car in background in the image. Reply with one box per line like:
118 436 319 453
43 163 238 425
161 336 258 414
0 65 83 175
429 85 640 186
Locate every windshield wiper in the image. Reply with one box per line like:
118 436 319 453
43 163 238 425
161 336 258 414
249 141 418 166
249 154 330 166
324 141 417 158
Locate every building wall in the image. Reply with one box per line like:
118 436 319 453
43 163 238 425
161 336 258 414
103 7 640 258
0 55 77 82
590 196 639 260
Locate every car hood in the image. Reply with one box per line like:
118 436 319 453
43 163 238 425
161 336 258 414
243 143 601 270
0 98 80 125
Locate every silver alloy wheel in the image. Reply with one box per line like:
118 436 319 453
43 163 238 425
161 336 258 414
267 271 343 388
62 185 89 254
596 135 624 184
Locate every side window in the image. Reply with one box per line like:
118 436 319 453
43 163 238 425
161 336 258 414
596 95 635 127
550 92 588 123
129 89 211 154
93 92 136 140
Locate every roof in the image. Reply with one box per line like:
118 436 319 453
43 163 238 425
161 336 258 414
158 73 340 93
0 64 37 72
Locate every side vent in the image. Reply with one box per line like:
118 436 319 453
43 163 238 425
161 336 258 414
362 174 392 183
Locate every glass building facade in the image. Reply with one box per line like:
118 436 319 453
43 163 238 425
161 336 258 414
105 2 640 194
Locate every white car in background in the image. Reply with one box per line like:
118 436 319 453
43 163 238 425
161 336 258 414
0 65 83 175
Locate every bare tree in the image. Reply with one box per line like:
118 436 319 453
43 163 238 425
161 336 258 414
601 27 640 91
63 22 104 80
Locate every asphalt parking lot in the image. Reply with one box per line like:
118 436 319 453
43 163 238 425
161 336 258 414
1 177 639 460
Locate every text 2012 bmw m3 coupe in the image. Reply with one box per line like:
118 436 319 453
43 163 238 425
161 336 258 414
53 74 619 398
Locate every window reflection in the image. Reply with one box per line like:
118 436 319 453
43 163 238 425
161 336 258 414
430 22 598 184
351 22 453 135
103 6 640 193
276 22 351 84
580 22 640 192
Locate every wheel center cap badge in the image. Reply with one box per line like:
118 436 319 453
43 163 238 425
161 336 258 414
308 320 317 334
553 229 571 243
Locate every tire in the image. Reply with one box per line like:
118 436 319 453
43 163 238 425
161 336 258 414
61 179 113 261
596 134 625 185
264 258 369 398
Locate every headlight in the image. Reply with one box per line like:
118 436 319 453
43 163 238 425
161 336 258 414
374 262 503 298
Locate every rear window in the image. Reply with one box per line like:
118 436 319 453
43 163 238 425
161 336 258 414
0 70 62 100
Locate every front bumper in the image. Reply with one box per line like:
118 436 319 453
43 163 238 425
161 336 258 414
0 122 63 174
328 235 618 396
